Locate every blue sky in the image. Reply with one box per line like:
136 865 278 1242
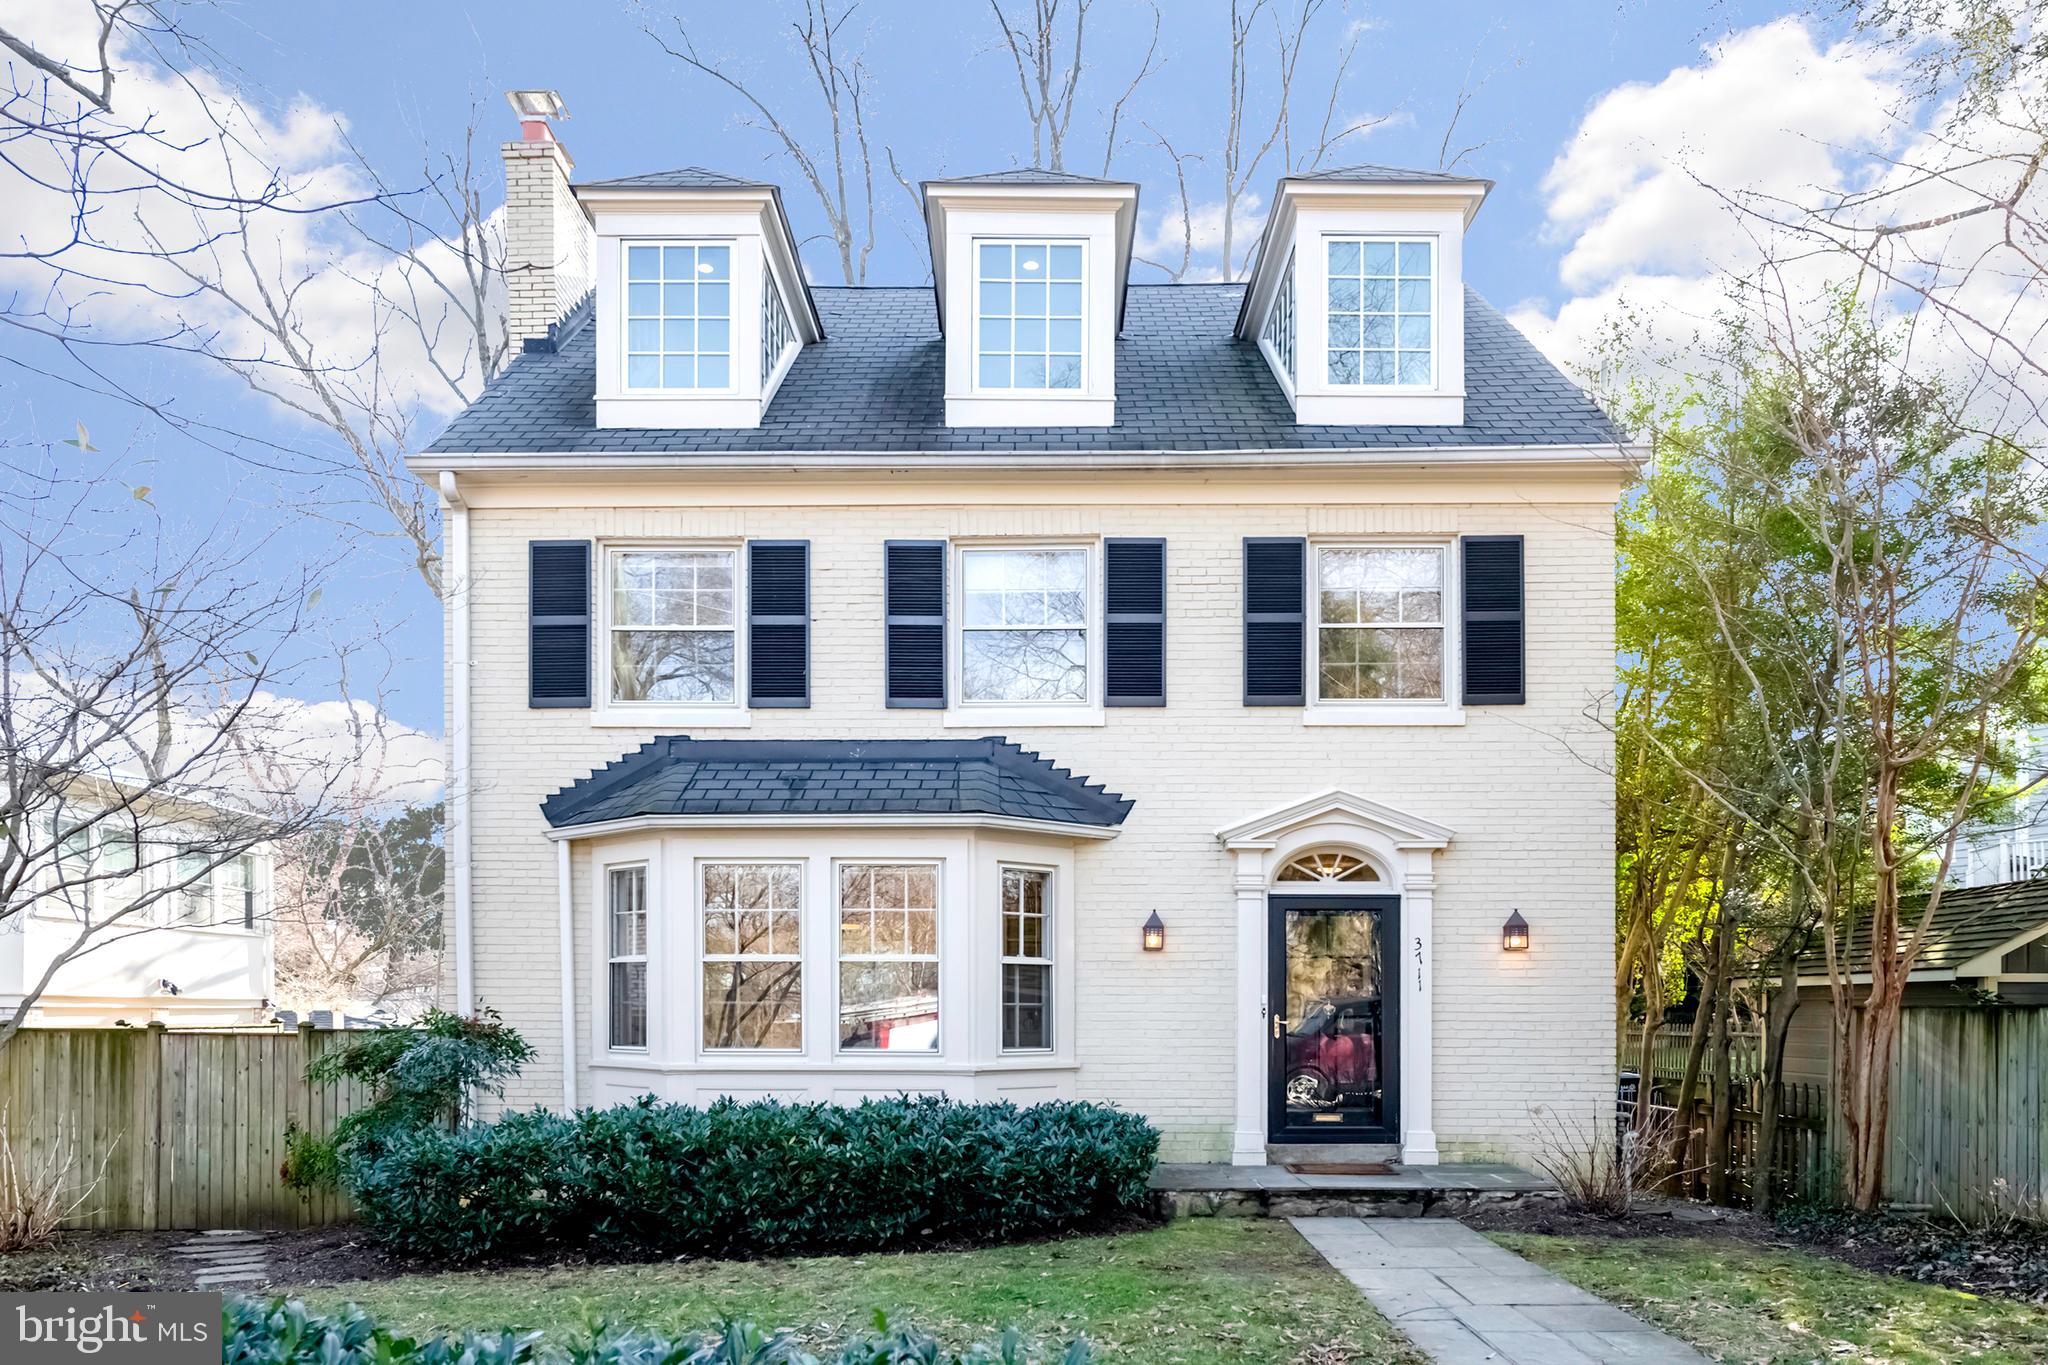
3 0 1877 740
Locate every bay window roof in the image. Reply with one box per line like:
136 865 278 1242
541 736 1134 833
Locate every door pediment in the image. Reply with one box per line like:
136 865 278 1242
1216 789 1454 853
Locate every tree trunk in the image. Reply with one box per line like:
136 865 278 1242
1705 985 1735 1205
1664 967 1717 1195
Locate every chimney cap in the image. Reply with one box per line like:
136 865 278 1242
506 89 568 122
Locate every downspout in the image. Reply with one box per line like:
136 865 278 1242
557 836 577 1111
439 471 474 1015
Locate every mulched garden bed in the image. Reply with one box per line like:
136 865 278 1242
1461 1194 2048 1303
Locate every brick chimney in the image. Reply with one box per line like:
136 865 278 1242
501 90 594 350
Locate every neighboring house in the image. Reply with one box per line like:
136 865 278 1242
406 93 1639 1166
1 780 276 1028
1785 879 2048 1086
1952 729 2048 887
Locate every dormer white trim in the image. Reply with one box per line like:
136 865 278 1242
1237 175 1489 428
579 184 823 431
922 181 1137 428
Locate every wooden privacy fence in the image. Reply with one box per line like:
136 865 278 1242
0 1024 370 1230
1639 1078 1831 1206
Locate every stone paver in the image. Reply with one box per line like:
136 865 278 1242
1291 1217 1709 1365
171 1231 269 1288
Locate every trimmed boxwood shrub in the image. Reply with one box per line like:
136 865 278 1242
344 1095 1157 1263
223 1296 1092 1363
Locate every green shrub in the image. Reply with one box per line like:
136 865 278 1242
222 1296 1091 1363
282 1007 535 1192
345 1095 1157 1263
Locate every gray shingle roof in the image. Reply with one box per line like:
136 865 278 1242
425 283 1619 455
1798 879 2048 977
1293 163 1491 186
576 167 773 190
928 169 1135 186
541 737 1134 830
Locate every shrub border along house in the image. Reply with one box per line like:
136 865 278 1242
224 1296 1092 1364
344 1095 1158 1263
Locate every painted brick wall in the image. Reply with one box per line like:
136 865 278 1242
448 475 1619 1163
501 139 594 345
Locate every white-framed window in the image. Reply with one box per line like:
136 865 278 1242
1325 237 1434 388
1313 544 1449 703
835 862 940 1053
960 545 1092 704
217 853 256 928
624 241 733 391
608 864 649 1051
975 241 1085 391
606 545 740 707
172 845 213 924
702 861 804 1051
761 271 796 384
1262 250 1296 386
1000 865 1052 1051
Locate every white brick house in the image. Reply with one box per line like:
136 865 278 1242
408 99 1638 1167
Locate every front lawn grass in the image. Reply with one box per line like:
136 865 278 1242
291 1218 1419 1364
1491 1230 2048 1364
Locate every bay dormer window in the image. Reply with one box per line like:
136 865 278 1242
1236 167 1489 426
579 171 824 430
923 172 1136 428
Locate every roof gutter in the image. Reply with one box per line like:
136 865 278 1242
408 442 1649 478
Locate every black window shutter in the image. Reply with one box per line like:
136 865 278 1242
1104 538 1166 707
748 540 810 708
1243 537 1306 706
1462 535 1526 705
885 540 946 708
529 540 592 708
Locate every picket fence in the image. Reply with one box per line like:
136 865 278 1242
0 1023 369 1230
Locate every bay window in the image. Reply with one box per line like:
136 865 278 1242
836 862 940 1052
1314 545 1448 703
1325 237 1434 388
702 862 803 1050
1001 866 1052 1051
608 547 738 706
609 865 648 1050
961 547 1090 704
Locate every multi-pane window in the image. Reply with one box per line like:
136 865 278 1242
218 854 256 928
1000 866 1052 1051
976 242 1084 390
761 275 795 382
609 548 737 705
1315 546 1447 702
837 863 939 1052
703 862 803 1050
1262 251 1296 384
608 866 648 1050
173 847 212 923
100 828 142 914
961 548 1089 703
625 243 732 390
1325 238 1433 387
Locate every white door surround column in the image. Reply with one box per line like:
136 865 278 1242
1217 790 1453 1167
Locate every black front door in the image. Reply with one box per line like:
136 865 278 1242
1268 893 1399 1144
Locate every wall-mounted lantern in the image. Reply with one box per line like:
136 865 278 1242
1141 911 1166 952
1502 909 1530 952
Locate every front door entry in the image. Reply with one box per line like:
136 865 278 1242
1268 894 1399 1144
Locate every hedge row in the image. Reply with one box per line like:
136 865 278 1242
343 1095 1158 1262
223 1297 1092 1364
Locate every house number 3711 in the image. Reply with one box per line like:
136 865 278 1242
1413 935 1424 992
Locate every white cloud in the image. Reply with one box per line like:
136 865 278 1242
1513 15 2048 420
0 0 500 428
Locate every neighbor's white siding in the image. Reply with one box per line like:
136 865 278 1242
447 469 1619 1162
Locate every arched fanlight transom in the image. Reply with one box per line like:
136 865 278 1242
1275 850 1382 883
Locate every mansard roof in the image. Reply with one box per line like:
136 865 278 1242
426 283 1620 456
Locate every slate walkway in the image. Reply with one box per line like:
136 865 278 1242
1291 1217 1707 1365
170 1230 270 1289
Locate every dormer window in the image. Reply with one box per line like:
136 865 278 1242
1325 238 1433 388
625 242 732 390
976 242 1085 391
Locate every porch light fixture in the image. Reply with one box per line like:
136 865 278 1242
1502 910 1530 952
1141 911 1166 952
